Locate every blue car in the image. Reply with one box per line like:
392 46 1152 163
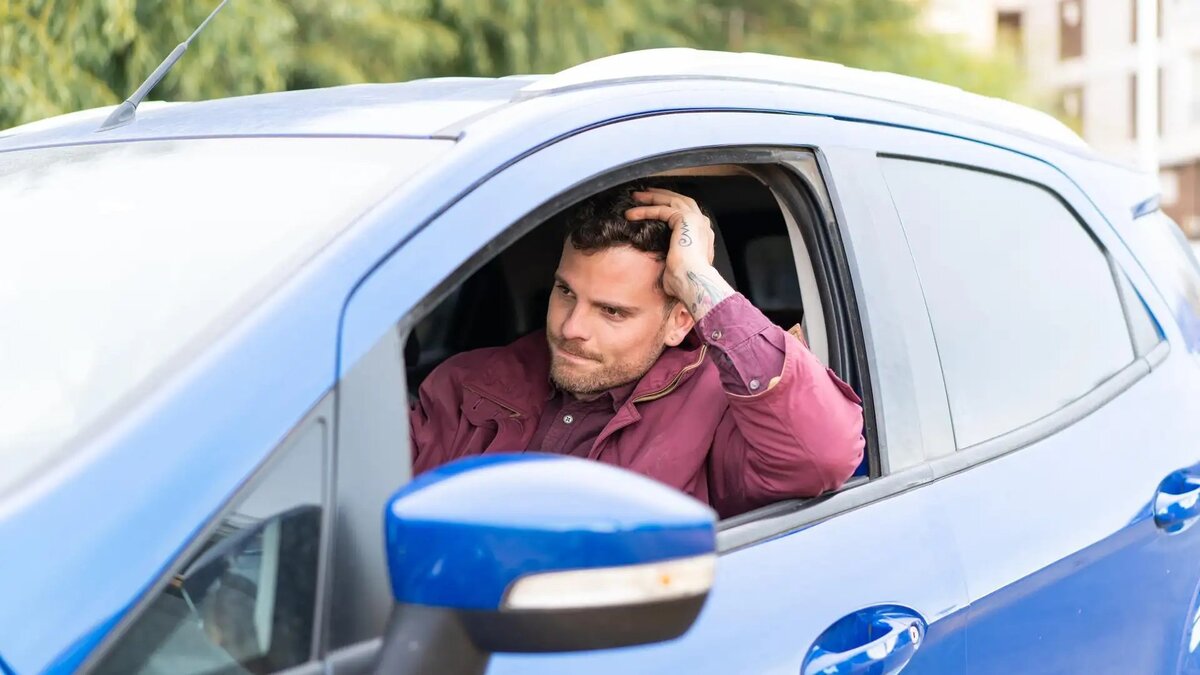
4 48 1200 675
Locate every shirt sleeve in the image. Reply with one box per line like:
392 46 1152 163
695 293 788 395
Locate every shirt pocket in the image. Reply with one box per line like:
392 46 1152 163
458 387 524 455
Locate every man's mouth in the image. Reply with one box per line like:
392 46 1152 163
552 342 600 363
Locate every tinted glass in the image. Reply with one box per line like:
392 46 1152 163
0 137 450 495
881 158 1134 447
95 421 326 674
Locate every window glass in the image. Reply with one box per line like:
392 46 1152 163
1133 209 1200 351
95 421 326 675
880 158 1134 448
0 137 450 496
1112 264 1163 356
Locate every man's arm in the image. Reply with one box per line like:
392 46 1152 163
628 188 864 517
701 294 865 516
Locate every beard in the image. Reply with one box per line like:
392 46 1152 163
547 329 667 397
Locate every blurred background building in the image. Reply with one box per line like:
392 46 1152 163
927 0 1200 235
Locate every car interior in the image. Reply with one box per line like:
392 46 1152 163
402 164 871 509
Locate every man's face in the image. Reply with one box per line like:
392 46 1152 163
546 242 691 398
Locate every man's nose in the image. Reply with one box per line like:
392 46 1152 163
559 303 591 341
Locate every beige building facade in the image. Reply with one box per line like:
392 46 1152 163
926 0 1200 235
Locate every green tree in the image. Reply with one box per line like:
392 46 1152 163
1 0 1027 131
1 0 296 127
0 0 458 129
425 0 696 77
284 0 458 89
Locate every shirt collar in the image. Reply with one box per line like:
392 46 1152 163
547 378 638 412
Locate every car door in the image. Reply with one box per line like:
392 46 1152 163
869 125 1200 673
328 108 970 674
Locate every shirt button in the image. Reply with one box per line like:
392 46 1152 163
710 329 722 341
749 378 761 391
563 414 574 424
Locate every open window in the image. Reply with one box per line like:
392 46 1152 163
405 168 826 390
327 146 881 658
401 149 876 511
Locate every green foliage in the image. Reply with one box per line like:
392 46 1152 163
1 0 295 127
425 0 695 77
0 0 1027 130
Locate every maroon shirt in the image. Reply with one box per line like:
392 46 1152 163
528 294 786 456
409 289 864 516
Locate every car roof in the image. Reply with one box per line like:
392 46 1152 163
0 48 1086 159
0 77 537 150
520 49 1088 152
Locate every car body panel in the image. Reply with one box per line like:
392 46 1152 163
0 79 536 151
487 484 967 674
953 360 1200 674
864 121 1200 672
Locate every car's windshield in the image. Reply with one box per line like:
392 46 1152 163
0 136 451 492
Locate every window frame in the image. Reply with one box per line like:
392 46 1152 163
330 145 883 623
80 392 337 674
386 147 876 485
871 150 1166 481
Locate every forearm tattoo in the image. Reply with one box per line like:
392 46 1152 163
685 269 732 318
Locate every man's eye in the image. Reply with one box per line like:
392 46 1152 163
602 306 622 318
556 284 572 296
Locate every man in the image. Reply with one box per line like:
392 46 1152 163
409 183 864 517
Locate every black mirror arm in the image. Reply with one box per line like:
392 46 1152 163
374 604 489 675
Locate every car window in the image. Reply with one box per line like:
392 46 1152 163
1112 264 1163 356
880 157 1135 448
0 137 450 497
333 163 857 654
1132 209 1200 351
94 419 326 675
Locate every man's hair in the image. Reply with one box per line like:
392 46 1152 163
563 183 672 261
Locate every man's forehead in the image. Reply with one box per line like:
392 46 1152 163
557 244 666 302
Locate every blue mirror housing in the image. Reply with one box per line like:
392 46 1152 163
386 453 716 609
379 453 716 662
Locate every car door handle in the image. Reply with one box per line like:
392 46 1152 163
1155 469 1200 534
802 605 925 675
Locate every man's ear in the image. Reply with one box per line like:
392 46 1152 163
662 301 695 347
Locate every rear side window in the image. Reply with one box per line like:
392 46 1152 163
1132 210 1200 351
880 158 1135 448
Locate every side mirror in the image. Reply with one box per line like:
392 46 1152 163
375 454 717 675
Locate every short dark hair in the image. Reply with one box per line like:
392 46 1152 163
563 183 671 261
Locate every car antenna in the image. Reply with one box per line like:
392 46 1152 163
97 0 230 132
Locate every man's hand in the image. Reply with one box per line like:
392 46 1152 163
626 187 735 321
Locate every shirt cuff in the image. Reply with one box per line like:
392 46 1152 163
696 293 788 395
